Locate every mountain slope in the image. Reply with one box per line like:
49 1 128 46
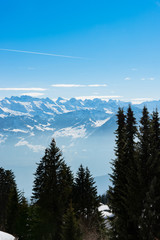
0 96 156 196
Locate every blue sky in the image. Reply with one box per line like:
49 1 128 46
0 0 160 103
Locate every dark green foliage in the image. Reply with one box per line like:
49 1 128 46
6 186 19 235
139 110 160 240
138 107 151 196
32 138 74 240
108 106 160 240
73 164 106 239
108 106 139 239
15 194 29 240
99 193 108 205
61 204 82 240
0 168 18 233
125 106 140 239
73 164 99 219
108 108 128 239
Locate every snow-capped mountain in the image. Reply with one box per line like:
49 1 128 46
0 96 158 196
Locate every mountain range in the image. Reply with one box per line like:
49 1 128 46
0 95 159 196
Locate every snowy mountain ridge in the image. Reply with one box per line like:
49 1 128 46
0 96 159 196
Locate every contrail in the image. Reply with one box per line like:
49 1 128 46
0 48 84 59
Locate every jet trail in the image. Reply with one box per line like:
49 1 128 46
0 48 83 59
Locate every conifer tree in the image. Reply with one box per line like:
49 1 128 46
6 185 19 235
108 106 139 239
61 204 82 240
108 108 128 239
140 110 160 239
124 106 139 239
73 165 106 239
138 106 151 191
0 168 18 232
16 193 29 240
73 165 99 219
32 138 73 240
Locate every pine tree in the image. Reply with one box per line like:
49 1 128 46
140 110 160 239
73 165 99 219
99 192 108 205
32 138 73 240
124 106 139 239
136 106 152 239
138 106 151 191
108 106 139 239
73 165 106 239
6 185 19 235
16 193 29 240
108 108 128 239
61 203 82 240
0 168 18 232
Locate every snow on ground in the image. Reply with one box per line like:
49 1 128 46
98 203 112 218
0 231 15 240
0 107 30 116
92 118 110 127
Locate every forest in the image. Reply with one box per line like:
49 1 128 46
0 105 160 240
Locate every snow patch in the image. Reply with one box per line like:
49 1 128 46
0 107 29 116
104 108 113 114
53 125 86 139
91 118 110 127
0 231 15 240
33 101 43 109
98 204 112 218
19 101 33 112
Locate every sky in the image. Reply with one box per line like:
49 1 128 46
0 0 160 103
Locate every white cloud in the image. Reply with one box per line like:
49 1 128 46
15 138 45 152
0 48 83 59
124 77 131 81
52 84 85 88
51 84 107 88
0 134 7 144
87 84 107 87
75 95 122 101
21 92 45 97
0 88 46 91
141 77 155 81
131 98 156 104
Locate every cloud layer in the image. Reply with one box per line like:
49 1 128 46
51 84 107 88
75 95 122 101
0 88 46 91
21 92 45 97
15 138 45 152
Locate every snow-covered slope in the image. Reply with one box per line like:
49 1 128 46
0 231 15 240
